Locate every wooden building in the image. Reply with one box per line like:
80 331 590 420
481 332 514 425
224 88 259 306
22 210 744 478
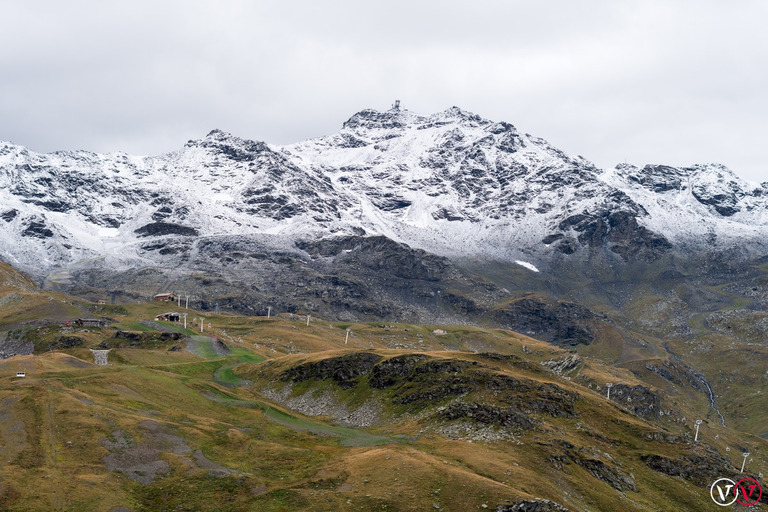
155 312 180 322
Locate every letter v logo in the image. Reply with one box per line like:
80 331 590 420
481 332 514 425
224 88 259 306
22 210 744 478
718 484 734 501
710 478 738 506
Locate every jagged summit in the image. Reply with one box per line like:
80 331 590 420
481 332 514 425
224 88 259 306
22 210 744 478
341 107 427 132
341 105 493 134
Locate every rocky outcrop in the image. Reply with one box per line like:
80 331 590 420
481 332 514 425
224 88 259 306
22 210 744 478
490 295 600 346
281 352 383 388
102 331 183 349
497 499 571 512
540 354 581 375
554 209 672 262
548 440 635 491
369 354 429 388
0 330 34 360
439 402 537 430
50 335 84 350
609 384 661 418
641 446 731 482
627 164 687 192
133 222 199 237
278 353 577 424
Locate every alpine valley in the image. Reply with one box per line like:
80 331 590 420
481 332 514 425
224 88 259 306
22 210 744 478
2 106 768 511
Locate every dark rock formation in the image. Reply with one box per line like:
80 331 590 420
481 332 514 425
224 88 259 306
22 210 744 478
555 209 672 262
490 295 600 346
628 164 686 192
280 353 577 420
641 446 731 482
1 209 18 222
21 220 54 238
497 499 571 512
281 352 383 388
439 402 537 430
609 384 661 418
50 336 84 350
102 331 182 349
369 354 429 388
133 222 199 237
548 440 635 491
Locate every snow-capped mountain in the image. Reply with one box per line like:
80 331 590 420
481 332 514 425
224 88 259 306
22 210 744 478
1 105 767 316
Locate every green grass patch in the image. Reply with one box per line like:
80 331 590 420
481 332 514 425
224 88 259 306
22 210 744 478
201 390 394 447
186 336 221 358
113 322 157 332
228 346 265 363
214 365 249 386
150 360 224 379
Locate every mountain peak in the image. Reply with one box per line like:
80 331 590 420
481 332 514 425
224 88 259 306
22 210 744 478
205 128 230 138
432 106 488 125
183 129 269 161
342 108 426 132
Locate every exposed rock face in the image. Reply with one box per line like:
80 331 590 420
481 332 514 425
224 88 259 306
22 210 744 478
497 499 571 512
369 354 429 388
641 446 731 482
548 440 636 491
490 295 601 346
1 209 18 222
50 335 84 350
609 384 661 418
553 206 672 262
21 220 54 238
58 233 507 324
689 167 747 216
439 402 537 430
627 164 687 192
540 354 581 375
133 222 199 237
281 352 384 388
0 330 34 359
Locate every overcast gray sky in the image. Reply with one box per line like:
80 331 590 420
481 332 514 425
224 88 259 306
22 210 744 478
2 1 766 182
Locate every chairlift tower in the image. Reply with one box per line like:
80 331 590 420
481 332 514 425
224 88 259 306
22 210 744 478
605 382 613 400
345 328 351 345
694 419 703 441
392 99 400 110
742 452 750 473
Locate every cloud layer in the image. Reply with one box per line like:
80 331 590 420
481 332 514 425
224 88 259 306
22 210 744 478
2 0 766 181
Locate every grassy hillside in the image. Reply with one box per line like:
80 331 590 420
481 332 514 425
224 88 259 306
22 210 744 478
2 262 768 510
0 323 764 511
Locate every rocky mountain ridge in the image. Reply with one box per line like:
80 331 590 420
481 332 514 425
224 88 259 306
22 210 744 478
2 105 767 320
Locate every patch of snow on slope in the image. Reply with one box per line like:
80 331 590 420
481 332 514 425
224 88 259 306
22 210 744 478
515 261 540 272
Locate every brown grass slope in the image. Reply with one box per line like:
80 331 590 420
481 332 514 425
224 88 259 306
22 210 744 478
0 262 767 511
